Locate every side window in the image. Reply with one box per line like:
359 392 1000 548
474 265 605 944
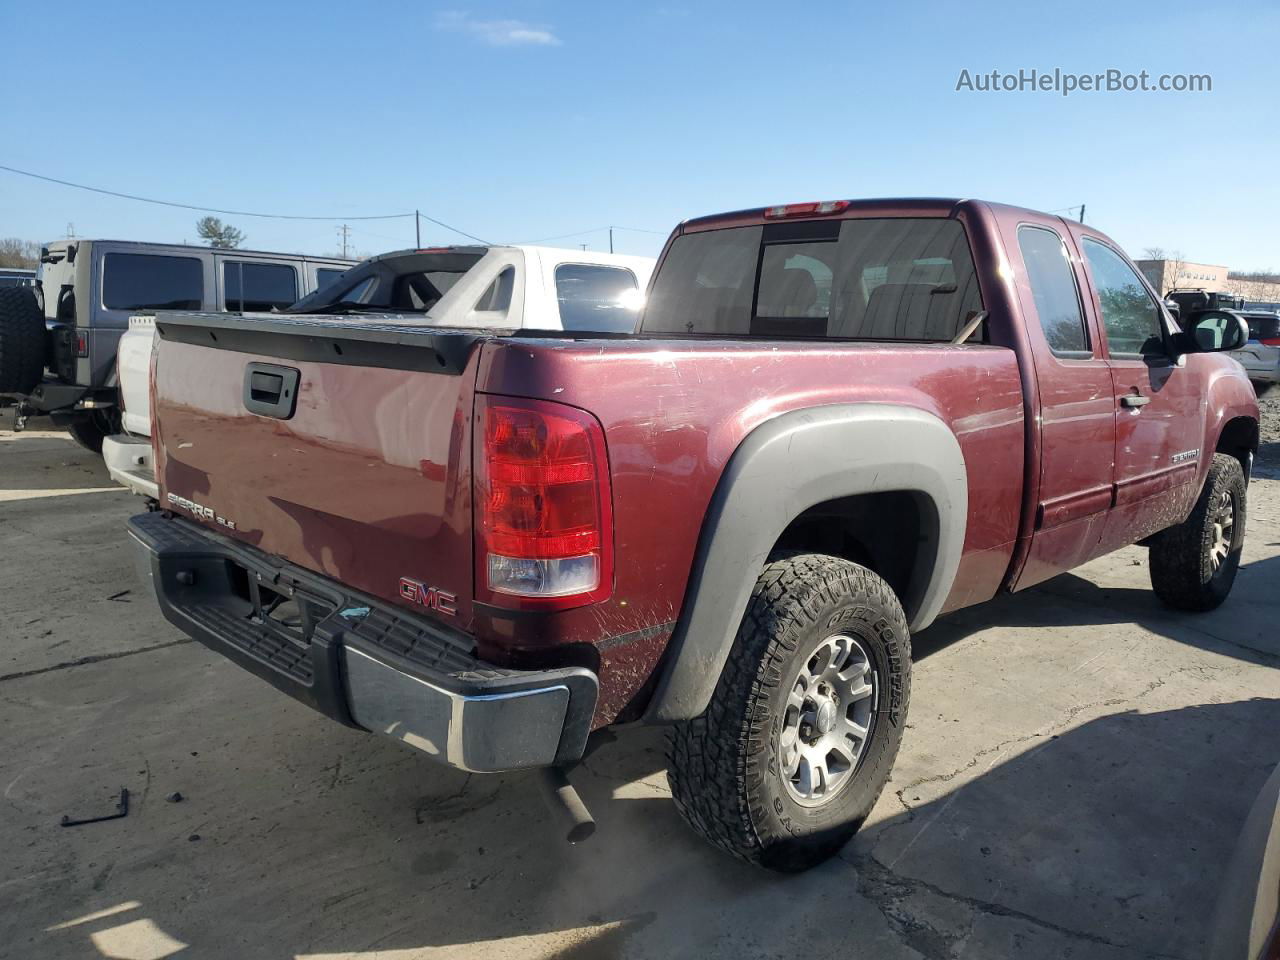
555 264 640 332
103 254 203 310
474 267 514 314
1018 226 1089 357
315 268 346 291
1082 239 1165 358
224 262 299 312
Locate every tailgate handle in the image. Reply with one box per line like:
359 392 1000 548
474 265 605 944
243 362 300 419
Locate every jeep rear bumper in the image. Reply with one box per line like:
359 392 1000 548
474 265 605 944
128 512 597 772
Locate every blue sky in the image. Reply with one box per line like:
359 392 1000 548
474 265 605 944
2 0 1276 268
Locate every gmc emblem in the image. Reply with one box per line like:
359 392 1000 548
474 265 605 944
398 577 457 616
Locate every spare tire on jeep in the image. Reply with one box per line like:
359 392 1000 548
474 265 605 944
0 286 46 395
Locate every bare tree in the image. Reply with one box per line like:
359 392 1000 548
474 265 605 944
1229 269 1280 284
1138 247 1186 295
195 217 246 249
0 237 40 268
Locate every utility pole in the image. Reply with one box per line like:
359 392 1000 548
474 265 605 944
337 224 351 258
609 227 614 254
415 210 421 248
579 243 588 251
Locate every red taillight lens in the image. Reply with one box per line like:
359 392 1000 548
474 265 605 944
1261 337 1280 347
475 395 612 607
75 332 88 357
763 200 850 219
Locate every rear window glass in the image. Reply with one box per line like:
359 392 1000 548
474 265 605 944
103 254 203 311
1246 315 1280 340
642 218 984 341
224 262 298 312
555 264 640 332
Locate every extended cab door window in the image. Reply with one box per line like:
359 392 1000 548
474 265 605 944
1017 226 1089 357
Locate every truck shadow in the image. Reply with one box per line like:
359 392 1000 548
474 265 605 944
47 699 1275 959
847 697 1280 958
914 553 1280 666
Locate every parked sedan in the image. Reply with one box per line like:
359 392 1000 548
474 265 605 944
1228 312 1280 390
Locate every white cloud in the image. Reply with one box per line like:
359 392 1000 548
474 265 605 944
436 11 561 47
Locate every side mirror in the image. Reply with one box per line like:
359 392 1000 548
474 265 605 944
1181 310 1249 353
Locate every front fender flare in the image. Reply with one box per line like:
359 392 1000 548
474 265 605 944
645 403 967 722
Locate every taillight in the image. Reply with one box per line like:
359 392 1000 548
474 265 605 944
1261 337 1280 347
75 332 88 357
475 395 612 608
763 200 850 219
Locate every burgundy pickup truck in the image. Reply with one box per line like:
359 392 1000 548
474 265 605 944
130 198 1258 871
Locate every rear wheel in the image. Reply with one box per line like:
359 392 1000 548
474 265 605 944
0 286 45 396
1250 380 1273 397
1149 453 1246 612
66 408 120 455
666 553 911 872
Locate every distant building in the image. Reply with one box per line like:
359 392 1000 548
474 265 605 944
1135 258 1280 311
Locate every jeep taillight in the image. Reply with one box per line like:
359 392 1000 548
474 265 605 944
475 395 612 608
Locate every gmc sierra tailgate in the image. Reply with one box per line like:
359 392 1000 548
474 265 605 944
150 312 484 624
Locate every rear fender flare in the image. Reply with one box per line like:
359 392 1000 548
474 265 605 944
645 403 967 722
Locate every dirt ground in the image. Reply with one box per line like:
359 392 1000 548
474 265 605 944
2 419 1278 960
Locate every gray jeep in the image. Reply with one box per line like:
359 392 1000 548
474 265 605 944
0 239 354 451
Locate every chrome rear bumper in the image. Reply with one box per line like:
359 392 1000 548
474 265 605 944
128 512 597 772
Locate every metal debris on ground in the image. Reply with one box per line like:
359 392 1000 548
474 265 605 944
60 787 129 827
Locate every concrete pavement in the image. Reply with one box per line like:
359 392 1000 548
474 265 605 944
2 422 1277 959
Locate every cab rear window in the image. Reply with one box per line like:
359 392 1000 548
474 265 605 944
642 218 984 341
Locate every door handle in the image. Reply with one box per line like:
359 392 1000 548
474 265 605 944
1120 393 1150 408
243 362 300 419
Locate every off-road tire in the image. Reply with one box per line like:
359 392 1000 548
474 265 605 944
1250 380 1273 398
66 409 120 455
0 286 45 396
1149 453 1246 612
666 553 911 872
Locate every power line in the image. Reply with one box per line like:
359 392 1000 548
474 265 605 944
415 210 489 245
0 162 414 221
0 162 493 243
514 224 668 245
